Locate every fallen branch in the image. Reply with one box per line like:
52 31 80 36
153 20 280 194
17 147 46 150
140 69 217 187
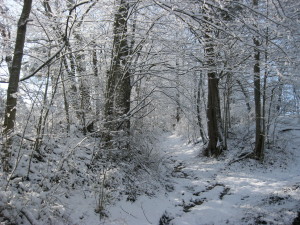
280 128 300 133
228 152 254 165
120 206 138 219
20 210 38 225
141 203 153 224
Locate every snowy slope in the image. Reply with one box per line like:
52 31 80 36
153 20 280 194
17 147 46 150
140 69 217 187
104 126 300 225
1 119 299 225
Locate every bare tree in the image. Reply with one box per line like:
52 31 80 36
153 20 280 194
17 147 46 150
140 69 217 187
2 0 32 171
203 4 225 157
104 0 131 150
253 0 265 161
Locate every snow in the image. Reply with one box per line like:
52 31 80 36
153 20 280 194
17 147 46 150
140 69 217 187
1 118 299 225
104 125 299 225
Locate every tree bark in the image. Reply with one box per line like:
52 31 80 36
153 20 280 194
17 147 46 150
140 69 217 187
104 0 131 150
204 5 226 157
74 31 92 135
196 73 207 144
236 79 251 113
223 72 232 148
92 42 101 118
2 0 32 171
206 70 224 157
175 59 181 124
253 0 265 161
276 77 283 113
3 0 32 134
42 0 92 134
203 8 225 157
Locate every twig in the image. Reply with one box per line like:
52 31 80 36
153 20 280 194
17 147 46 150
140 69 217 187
58 137 87 171
141 203 153 224
120 206 138 219
20 210 37 225
280 128 300 132
16 134 34 142
228 152 253 165
19 43 66 82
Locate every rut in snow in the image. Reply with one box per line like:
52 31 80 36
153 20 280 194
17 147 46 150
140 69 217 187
158 133 300 225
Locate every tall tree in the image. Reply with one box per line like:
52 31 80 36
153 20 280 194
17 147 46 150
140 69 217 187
203 4 225 157
104 0 131 150
253 0 265 160
2 0 32 171
196 71 207 144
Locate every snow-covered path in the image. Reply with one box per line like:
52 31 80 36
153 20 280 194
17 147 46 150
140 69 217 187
105 133 230 225
104 132 300 225
161 133 300 225
158 134 236 225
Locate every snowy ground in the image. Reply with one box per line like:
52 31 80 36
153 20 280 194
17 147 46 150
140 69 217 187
102 125 300 224
1 119 300 225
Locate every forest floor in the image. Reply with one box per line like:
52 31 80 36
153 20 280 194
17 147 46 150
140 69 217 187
1 118 300 225
103 120 300 225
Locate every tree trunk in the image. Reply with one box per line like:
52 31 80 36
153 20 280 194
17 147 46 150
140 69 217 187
276 77 283 113
92 42 101 118
196 73 207 144
3 0 32 134
253 0 265 161
74 32 92 135
175 59 181 124
205 70 224 157
104 0 131 150
62 52 81 120
203 9 225 157
2 0 32 171
223 73 232 148
42 1 88 133
236 79 251 113
61 71 71 133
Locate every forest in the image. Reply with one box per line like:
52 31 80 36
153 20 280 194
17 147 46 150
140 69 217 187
0 0 299 224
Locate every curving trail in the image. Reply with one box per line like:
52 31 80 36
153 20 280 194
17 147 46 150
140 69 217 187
106 131 300 225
